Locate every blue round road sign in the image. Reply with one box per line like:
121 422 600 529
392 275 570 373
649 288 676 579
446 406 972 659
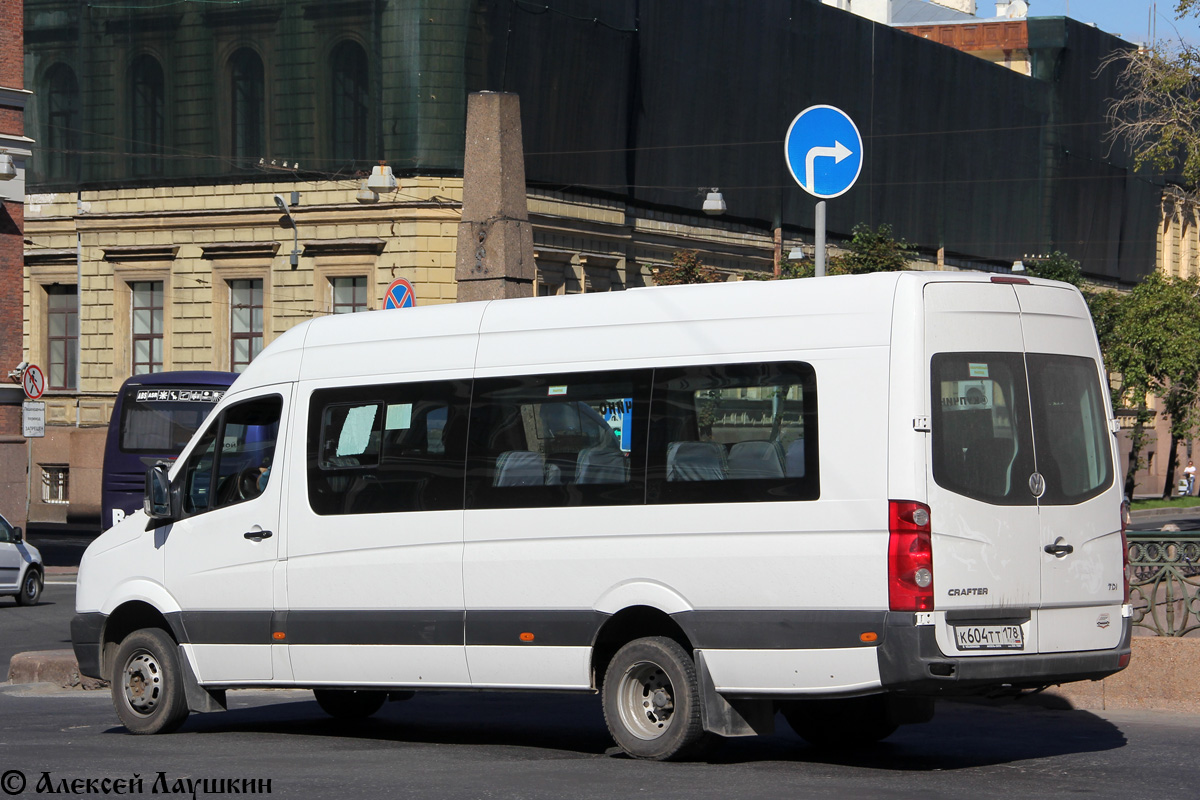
384 278 416 309
784 105 864 199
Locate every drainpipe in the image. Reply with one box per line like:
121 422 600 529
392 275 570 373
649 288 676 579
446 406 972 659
76 195 83 426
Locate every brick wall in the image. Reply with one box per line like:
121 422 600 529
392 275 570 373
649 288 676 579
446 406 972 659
0 0 25 526
0 0 23 89
0 201 23 371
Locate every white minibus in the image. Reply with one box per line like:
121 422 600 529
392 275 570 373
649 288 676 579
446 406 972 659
72 271 1130 760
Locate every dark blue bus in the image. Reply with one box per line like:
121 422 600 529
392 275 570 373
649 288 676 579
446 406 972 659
101 371 237 530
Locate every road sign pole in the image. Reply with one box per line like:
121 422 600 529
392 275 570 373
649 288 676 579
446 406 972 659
814 201 827 278
784 105 862 279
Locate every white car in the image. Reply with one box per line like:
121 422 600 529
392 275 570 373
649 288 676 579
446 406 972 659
0 514 43 606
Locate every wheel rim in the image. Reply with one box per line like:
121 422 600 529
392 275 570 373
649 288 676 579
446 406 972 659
22 574 36 599
122 650 163 716
616 659 676 740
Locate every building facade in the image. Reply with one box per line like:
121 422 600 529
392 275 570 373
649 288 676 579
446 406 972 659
2 0 31 527
22 177 797 523
19 0 1178 521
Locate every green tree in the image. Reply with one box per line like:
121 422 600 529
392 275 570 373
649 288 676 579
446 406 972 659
1086 288 1123 362
827 223 915 275
653 249 723 285
1025 251 1083 287
1105 273 1200 498
741 258 813 281
742 224 913 281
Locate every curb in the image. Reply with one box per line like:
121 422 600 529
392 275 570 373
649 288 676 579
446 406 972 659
7 649 107 691
1130 507 1200 521
1041 637 1200 714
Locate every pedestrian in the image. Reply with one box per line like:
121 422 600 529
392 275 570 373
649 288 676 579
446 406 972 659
1185 460 1197 496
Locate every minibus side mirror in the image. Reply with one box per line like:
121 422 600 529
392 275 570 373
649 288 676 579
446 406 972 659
12 526 22 543
145 464 175 520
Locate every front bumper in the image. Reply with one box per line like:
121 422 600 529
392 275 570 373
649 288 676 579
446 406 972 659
70 613 106 681
877 611 1132 694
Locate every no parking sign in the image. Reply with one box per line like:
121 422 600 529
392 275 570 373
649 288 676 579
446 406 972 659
384 278 416 309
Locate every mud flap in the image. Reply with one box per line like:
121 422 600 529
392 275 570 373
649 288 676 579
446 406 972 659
177 645 227 713
695 650 775 737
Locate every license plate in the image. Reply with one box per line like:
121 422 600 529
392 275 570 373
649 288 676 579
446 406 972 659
954 624 1024 651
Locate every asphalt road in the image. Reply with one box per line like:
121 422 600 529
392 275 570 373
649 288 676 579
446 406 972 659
1130 507 1200 531
0 683 1198 800
0 582 75 670
7 528 1199 799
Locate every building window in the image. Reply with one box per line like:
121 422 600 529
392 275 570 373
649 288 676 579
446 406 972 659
129 54 165 176
44 63 80 181
131 281 164 375
230 279 264 373
47 285 78 390
330 40 369 166
331 276 368 314
41 465 69 504
230 48 264 167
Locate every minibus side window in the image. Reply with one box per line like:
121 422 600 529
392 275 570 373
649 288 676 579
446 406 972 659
930 353 1036 506
307 380 470 515
465 369 649 510
1026 354 1114 505
318 403 383 468
178 395 283 517
182 427 218 514
646 362 819 504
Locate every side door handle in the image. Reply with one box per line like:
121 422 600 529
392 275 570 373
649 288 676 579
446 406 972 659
1044 541 1074 557
244 529 273 542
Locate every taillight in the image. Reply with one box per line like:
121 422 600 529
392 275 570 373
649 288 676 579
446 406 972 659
1120 499 1131 603
889 500 934 611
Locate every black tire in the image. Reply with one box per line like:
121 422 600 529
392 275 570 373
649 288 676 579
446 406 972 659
782 695 898 748
313 689 388 720
111 628 190 735
601 636 710 761
15 568 41 606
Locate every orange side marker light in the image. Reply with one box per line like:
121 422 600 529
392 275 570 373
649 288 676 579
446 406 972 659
860 632 878 643
519 632 535 642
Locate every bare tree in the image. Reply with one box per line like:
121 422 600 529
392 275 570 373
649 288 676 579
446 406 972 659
1103 42 1200 186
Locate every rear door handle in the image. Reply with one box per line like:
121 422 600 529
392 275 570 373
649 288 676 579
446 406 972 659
244 530 273 542
1044 541 1074 557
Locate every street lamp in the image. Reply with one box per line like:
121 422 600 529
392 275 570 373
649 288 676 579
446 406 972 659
702 188 726 216
273 194 300 269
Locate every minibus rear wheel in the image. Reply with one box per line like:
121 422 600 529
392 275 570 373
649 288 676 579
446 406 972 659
601 636 709 761
112 628 190 735
313 689 388 720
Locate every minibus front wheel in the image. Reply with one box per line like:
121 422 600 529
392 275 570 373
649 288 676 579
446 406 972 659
601 636 710 761
112 628 190 735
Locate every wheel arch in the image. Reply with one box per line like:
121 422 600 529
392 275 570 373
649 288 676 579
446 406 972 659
101 600 181 679
21 561 43 584
590 605 694 690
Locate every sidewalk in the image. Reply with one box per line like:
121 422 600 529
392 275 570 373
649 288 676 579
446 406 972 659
7 567 93 688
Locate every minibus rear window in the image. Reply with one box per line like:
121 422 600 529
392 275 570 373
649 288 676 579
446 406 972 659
1026 354 1113 505
930 353 1037 506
